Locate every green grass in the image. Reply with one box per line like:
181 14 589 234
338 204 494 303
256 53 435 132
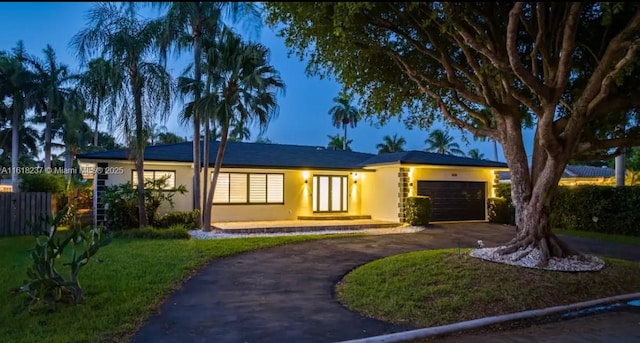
1 233 359 343
556 229 640 246
336 249 640 328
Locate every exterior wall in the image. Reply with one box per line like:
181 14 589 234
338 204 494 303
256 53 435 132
103 161 195 216
361 166 401 222
409 166 497 221
210 168 362 222
94 161 365 223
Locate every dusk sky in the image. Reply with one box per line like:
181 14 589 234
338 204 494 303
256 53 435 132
0 2 529 160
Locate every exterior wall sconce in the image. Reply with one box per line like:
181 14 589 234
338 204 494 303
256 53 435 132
352 172 359 184
302 171 309 184
409 182 413 187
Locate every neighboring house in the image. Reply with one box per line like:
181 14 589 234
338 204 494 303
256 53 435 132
77 141 508 225
498 165 615 186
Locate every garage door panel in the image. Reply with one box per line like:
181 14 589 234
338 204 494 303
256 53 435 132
417 181 486 222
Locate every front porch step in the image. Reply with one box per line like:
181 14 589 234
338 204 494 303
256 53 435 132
296 215 372 220
213 222 399 234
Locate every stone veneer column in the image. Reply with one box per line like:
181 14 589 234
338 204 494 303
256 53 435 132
398 167 410 223
96 162 109 225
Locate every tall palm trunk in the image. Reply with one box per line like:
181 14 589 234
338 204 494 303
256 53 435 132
11 101 21 192
203 123 229 232
192 31 203 227
202 78 212 221
343 123 347 150
493 140 498 162
132 73 148 228
44 109 52 169
93 98 102 147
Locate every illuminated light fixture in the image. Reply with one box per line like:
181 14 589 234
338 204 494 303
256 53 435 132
409 182 413 187
302 171 310 184
352 172 359 184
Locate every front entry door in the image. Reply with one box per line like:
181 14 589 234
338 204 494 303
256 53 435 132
312 175 347 212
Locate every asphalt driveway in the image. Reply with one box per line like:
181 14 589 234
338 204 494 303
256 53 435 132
130 223 640 343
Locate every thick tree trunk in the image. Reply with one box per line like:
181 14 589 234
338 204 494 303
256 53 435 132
498 117 579 267
44 109 52 170
203 124 229 232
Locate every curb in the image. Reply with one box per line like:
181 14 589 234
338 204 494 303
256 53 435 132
336 292 640 343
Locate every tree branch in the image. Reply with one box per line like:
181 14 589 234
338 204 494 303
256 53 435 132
574 10 640 116
553 2 583 97
576 130 640 154
507 2 552 101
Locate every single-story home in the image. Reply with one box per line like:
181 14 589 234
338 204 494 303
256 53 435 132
0 179 12 192
77 141 508 225
498 165 615 186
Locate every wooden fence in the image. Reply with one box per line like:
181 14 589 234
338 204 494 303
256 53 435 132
0 192 52 236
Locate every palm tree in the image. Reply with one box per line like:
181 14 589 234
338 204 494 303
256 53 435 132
425 129 466 156
328 94 361 150
157 131 186 144
327 134 352 151
25 45 76 170
0 42 39 191
468 148 485 160
154 2 259 227
376 134 406 153
229 119 251 142
145 122 168 145
55 89 92 172
199 29 285 231
72 3 173 227
78 57 117 148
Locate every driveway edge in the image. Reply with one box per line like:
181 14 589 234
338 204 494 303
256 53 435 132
336 292 640 343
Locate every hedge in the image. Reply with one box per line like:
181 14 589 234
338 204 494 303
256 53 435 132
490 184 640 236
405 196 432 226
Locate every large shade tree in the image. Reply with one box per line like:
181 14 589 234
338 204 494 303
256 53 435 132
425 129 466 156
72 3 172 227
328 95 361 150
267 2 640 266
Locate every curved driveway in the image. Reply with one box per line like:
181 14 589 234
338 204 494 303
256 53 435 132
131 223 640 343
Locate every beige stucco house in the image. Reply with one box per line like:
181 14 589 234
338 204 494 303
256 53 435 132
77 141 508 225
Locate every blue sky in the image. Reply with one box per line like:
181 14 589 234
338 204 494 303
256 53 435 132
0 2 514 160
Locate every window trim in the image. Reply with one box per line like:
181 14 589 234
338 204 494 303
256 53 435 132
131 169 178 191
212 172 285 205
312 175 348 213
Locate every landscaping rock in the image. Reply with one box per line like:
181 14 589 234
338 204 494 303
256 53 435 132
470 246 605 272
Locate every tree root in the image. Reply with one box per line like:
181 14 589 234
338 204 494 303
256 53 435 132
497 232 580 268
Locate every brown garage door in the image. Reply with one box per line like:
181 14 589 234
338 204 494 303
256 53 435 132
416 181 486 222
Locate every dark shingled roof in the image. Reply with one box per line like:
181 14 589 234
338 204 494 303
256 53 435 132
77 141 508 169
359 150 508 168
498 165 615 181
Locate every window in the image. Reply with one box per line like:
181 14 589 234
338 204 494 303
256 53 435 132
213 172 284 204
132 170 176 190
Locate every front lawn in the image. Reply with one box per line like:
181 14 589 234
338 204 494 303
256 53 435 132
336 249 640 328
556 229 640 247
1 233 358 343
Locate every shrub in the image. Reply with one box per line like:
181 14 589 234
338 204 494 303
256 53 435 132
12 207 112 311
102 175 187 230
488 197 514 224
404 196 432 226
116 225 191 240
493 183 640 236
19 173 66 194
154 210 200 230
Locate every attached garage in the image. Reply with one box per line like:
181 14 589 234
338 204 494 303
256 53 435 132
417 181 486 222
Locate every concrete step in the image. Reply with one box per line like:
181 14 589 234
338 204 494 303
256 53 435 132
214 222 399 234
296 215 372 220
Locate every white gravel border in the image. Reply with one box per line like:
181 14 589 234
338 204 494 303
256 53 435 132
470 246 605 272
189 225 424 239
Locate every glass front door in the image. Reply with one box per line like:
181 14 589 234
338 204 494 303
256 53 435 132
312 175 347 212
